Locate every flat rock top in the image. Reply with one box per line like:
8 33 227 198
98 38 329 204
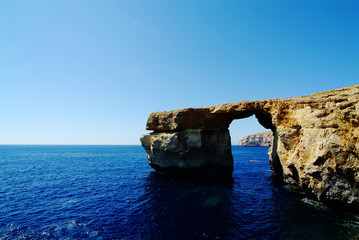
146 84 359 131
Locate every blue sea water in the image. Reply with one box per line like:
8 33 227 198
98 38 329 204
0 145 358 240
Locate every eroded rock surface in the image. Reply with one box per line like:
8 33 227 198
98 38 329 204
140 85 359 210
141 129 233 180
238 131 273 147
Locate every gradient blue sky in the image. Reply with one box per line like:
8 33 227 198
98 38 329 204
1 0 358 145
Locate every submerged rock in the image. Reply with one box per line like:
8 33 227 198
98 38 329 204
238 131 273 147
140 84 359 211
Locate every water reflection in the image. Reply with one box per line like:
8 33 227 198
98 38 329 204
128 171 359 240
125 146 359 240
129 171 237 240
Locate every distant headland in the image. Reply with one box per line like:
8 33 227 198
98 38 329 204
238 131 272 147
141 85 359 211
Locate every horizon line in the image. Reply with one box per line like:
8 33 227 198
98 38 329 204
0 144 143 146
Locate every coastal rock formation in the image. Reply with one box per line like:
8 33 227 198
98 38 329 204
141 129 233 180
140 85 359 211
238 131 272 147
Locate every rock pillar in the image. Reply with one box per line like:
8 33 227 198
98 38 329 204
140 129 233 180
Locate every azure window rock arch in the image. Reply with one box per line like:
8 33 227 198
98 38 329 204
141 105 281 181
141 85 359 211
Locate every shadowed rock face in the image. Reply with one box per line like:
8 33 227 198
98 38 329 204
141 129 233 180
140 85 359 211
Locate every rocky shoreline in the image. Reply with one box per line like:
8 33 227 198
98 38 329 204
141 85 359 211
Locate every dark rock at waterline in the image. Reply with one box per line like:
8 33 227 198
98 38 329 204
141 85 359 211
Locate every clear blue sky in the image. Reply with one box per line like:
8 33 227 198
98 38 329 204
1 0 358 145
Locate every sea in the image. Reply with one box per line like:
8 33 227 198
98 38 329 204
0 145 358 240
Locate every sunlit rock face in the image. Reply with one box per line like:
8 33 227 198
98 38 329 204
238 131 273 147
141 85 359 211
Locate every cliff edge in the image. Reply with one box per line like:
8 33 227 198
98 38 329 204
141 85 359 211
238 131 272 146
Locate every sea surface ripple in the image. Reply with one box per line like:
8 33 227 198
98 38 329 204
0 145 358 239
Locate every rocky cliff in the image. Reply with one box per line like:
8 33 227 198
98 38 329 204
238 131 272 146
140 85 359 211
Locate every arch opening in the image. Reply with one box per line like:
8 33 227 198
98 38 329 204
228 111 283 180
141 109 284 181
229 115 268 146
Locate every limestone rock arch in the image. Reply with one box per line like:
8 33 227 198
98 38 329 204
140 85 359 211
